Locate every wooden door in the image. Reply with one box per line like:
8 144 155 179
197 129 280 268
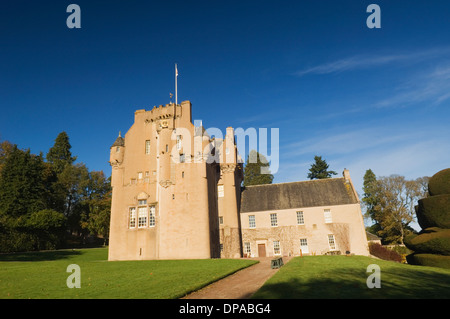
258 244 266 257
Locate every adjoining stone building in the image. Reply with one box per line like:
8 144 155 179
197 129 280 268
108 100 369 260
240 170 369 257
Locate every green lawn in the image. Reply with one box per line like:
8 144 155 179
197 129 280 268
252 255 450 299
0 247 257 299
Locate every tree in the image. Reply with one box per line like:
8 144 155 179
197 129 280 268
80 172 111 244
0 140 14 176
307 155 337 180
0 145 64 252
46 131 77 175
0 145 47 220
370 175 429 245
52 163 90 234
362 169 378 222
243 150 274 186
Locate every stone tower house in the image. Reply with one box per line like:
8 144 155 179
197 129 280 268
108 101 243 260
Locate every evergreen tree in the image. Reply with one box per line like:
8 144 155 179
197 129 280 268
362 169 378 221
0 146 47 221
307 155 337 180
46 131 76 175
243 150 274 186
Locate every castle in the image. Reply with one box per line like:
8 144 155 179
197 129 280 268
108 100 369 260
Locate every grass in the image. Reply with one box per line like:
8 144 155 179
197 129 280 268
0 247 257 299
252 255 450 299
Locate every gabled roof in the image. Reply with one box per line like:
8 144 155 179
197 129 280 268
240 177 359 213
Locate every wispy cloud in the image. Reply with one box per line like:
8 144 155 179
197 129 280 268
374 64 450 108
295 47 450 77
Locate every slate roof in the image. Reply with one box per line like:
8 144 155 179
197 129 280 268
240 178 359 213
111 133 125 147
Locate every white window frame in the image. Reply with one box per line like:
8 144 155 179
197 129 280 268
270 213 278 227
324 209 332 224
248 215 256 228
273 240 281 255
217 185 224 198
129 207 136 228
138 206 148 228
244 242 251 255
328 234 337 251
149 206 156 227
176 135 182 150
145 140 151 154
300 238 309 254
296 211 304 225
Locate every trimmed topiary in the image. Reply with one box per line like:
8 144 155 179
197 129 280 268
407 253 450 269
416 194 450 229
404 227 450 256
428 168 450 196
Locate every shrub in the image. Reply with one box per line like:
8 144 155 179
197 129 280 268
369 243 402 262
404 227 450 256
428 168 450 196
416 194 450 229
407 253 450 269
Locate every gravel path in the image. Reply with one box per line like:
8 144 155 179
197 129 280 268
182 257 291 299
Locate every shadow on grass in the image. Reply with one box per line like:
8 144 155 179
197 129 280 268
252 265 450 299
0 249 82 262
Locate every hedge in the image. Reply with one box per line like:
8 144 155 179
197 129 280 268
416 194 450 229
407 253 450 269
404 227 450 256
428 168 450 196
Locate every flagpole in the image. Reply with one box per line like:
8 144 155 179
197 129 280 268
175 63 178 105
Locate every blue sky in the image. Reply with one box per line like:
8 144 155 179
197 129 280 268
1 0 450 202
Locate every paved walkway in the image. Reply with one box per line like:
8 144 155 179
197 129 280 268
182 257 291 299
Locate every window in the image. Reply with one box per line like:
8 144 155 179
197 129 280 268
138 199 147 206
328 234 337 250
180 153 185 163
300 238 309 254
324 209 332 223
176 135 182 150
129 207 136 228
273 241 281 255
145 140 151 154
270 213 278 227
138 207 147 227
149 206 156 227
116 147 120 153
218 185 224 197
248 215 256 228
296 211 304 225
244 242 251 255
182 171 184 178
138 172 143 180
219 216 223 225
165 144 168 153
